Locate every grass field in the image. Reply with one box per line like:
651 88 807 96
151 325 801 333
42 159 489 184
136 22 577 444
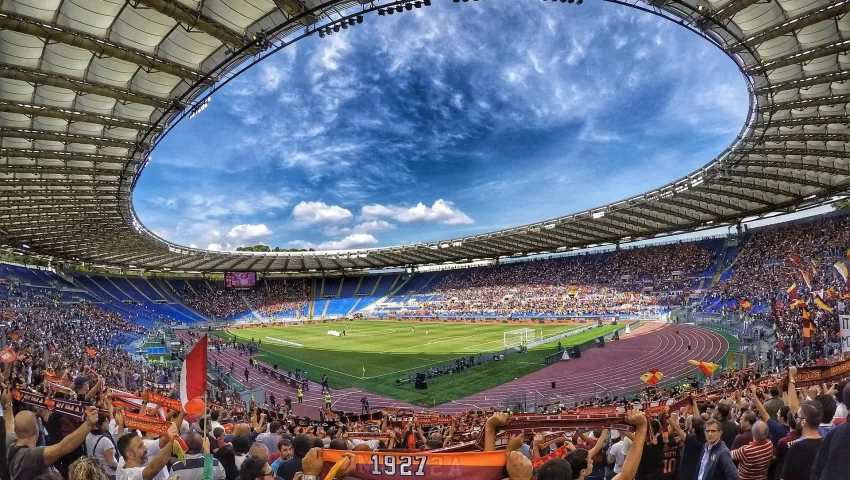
213 320 628 406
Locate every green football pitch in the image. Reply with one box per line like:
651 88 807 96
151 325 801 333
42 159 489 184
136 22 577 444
212 320 627 406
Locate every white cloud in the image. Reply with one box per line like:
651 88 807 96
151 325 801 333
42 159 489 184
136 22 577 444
354 220 396 233
317 233 378 251
207 243 224 251
292 201 353 224
259 63 285 91
323 226 352 236
227 224 272 241
322 220 396 237
362 199 473 225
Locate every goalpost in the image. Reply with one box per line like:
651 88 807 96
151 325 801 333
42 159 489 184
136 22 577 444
504 328 540 348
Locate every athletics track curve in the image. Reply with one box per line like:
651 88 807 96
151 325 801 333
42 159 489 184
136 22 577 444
182 323 728 417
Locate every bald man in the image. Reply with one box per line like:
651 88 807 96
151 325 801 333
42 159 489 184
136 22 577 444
731 421 772 480
4 403 98 480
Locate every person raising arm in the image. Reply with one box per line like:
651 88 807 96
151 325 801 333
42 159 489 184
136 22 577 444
613 410 648 480
116 422 178 480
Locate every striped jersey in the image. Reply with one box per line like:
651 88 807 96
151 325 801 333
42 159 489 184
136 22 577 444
730 439 773 480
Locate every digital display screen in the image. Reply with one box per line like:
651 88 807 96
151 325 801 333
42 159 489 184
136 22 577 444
225 271 256 288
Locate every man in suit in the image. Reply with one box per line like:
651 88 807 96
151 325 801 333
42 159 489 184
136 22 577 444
696 419 739 480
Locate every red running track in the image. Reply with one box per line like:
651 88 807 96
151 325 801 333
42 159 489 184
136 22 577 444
178 323 727 416
435 323 727 414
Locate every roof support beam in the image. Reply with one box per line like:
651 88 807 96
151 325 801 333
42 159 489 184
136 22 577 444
526 229 578 247
0 101 160 131
756 69 850 94
0 179 120 187
692 186 774 206
675 191 749 213
741 147 850 160
739 159 850 176
756 116 850 128
662 198 726 217
610 210 678 228
0 128 140 149
502 234 548 252
757 133 850 143
389 249 432 264
573 219 619 238
714 0 762 21
169 256 220 270
637 203 702 223
0 165 123 176
0 64 172 109
734 170 830 188
729 180 807 199
0 12 207 82
410 248 448 263
453 242 494 258
746 38 850 74
551 227 600 244
732 1 850 50
0 148 130 164
591 216 647 235
132 0 248 48
760 93 850 113
368 251 409 266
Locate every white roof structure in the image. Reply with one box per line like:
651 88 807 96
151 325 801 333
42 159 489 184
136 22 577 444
1 0 849 273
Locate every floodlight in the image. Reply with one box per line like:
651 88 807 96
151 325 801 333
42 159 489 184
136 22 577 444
378 8 385 15
333 24 340 32
396 5 403 12
406 3 413 9
356 15 364 23
415 1 422 7
341 22 348 29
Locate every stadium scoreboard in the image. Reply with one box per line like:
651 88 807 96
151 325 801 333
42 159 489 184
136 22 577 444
225 271 256 288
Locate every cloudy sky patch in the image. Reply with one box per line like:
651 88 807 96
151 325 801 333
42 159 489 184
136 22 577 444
133 0 747 252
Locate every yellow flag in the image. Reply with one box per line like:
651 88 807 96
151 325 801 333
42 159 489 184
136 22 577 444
814 296 834 313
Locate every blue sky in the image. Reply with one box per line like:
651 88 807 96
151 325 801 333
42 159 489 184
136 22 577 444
133 0 749 252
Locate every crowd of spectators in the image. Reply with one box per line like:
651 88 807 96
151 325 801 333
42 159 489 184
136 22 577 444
404 242 714 317
4 311 847 480
706 216 850 355
177 281 309 320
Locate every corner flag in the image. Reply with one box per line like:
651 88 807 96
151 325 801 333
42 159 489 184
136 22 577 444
180 334 208 414
362 366 366 378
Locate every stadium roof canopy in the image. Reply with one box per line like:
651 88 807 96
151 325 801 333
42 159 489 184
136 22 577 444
1 0 850 274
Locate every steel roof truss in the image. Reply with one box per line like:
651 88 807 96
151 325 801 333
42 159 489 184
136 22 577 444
0 12 207 82
0 64 172 109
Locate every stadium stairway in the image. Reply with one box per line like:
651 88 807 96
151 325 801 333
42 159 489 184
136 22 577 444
240 292 262 320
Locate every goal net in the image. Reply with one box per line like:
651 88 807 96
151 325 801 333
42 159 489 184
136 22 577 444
504 328 539 348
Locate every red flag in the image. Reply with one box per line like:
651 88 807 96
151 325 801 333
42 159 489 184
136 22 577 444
787 283 798 301
0 348 16 363
180 335 208 414
740 299 752 311
790 254 801 265
802 309 813 346
86 347 96 358
776 339 784 351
